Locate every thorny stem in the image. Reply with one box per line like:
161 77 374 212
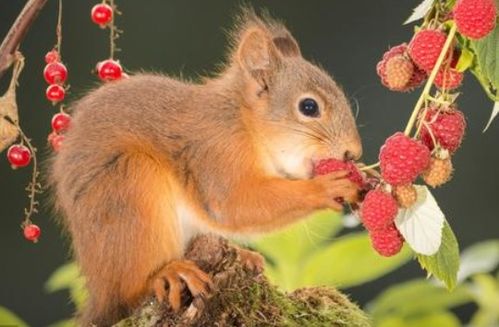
108 0 121 59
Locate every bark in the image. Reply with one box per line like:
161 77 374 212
114 235 371 327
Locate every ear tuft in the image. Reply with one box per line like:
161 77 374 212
272 34 301 57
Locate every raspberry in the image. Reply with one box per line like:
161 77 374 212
376 44 427 92
419 108 466 153
370 223 404 257
379 132 431 186
392 184 417 208
384 55 415 91
408 29 448 72
434 68 463 90
360 188 398 231
422 157 453 187
453 0 497 39
314 159 364 187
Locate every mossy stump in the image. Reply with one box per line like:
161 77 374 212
114 235 371 327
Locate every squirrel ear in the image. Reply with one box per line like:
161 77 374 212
236 27 280 86
272 33 301 57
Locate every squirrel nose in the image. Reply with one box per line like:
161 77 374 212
343 143 363 161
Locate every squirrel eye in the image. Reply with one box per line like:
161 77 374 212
298 98 320 118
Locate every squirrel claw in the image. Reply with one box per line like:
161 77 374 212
238 248 265 274
151 259 213 312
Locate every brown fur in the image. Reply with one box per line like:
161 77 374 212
48 9 362 326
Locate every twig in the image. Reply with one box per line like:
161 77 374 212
0 0 48 79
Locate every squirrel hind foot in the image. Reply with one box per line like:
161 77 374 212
237 248 265 274
150 259 213 312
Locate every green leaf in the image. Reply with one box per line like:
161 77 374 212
0 306 28 327
469 274 499 327
300 232 412 289
470 25 499 97
45 262 81 293
378 311 460 327
417 220 460 290
459 239 499 282
252 210 343 265
455 47 474 72
368 279 472 321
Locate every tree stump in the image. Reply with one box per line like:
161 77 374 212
114 235 371 327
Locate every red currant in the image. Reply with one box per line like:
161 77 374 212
44 62 68 84
97 59 123 81
46 84 65 103
91 3 113 26
50 134 65 152
51 112 71 133
7 144 31 168
23 224 41 242
45 50 60 64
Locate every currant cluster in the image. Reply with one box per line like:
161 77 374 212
91 2 124 81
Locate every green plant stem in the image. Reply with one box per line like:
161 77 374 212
404 23 458 136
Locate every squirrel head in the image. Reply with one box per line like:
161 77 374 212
229 11 362 179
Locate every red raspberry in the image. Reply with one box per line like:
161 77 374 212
23 224 41 242
376 44 427 92
384 55 415 91
379 132 431 186
314 159 364 187
453 0 497 39
434 68 463 90
408 29 448 72
419 108 466 153
370 223 404 257
360 189 398 231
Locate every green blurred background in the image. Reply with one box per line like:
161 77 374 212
0 0 498 326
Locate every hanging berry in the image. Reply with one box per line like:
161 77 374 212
23 224 41 243
46 84 65 103
48 132 65 152
43 62 68 84
51 112 71 133
97 59 123 81
91 3 113 27
44 50 60 64
7 144 32 168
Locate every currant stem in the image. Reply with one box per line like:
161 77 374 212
109 0 116 58
55 0 62 52
403 23 458 136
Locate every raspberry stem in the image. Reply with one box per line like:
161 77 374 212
404 23 457 136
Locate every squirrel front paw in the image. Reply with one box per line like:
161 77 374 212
313 170 360 210
150 259 214 312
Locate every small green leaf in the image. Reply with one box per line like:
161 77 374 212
469 274 499 327
379 311 460 327
417 220 460 290
0 306 28 327
368 279 471 321
300 232 412 289
470 25 499 95
455 48 474 72
45 262 81 293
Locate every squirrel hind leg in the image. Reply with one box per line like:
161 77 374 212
61 151 185 325
150 259 213 312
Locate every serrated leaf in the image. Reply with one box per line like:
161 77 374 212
483 102 499 132
404 0 434 25
470 25 499 94
395 186 445 256
368 279 471 321
300 232 412 289
417 220 460 290
458 240 499 282
455 47 475 72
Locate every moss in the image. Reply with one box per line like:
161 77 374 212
114 236 371 327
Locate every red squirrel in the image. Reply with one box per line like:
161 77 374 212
49 10 362 326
